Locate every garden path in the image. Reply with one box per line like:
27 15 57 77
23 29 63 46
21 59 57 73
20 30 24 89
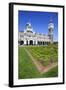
24 48 58 74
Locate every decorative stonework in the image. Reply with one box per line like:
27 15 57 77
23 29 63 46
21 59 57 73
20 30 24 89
18 18 54 45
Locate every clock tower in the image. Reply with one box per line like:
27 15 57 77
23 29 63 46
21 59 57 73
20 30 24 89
48 17 54 44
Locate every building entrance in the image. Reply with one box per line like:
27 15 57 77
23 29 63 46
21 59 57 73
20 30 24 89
20 41 24 45
30 40 33 45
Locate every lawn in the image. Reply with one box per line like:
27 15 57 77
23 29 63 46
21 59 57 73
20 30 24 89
25 44 58 66
18 47 41 79
18 44 58 79
42 65 58 77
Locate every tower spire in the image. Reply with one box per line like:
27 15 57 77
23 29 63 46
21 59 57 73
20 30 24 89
50 17 53 23
48 17 54 44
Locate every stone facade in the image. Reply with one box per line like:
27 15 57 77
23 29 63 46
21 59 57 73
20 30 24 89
18 18 54 45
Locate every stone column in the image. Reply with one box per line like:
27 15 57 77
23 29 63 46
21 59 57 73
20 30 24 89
33 40 34 45
24 40 26 45
42 42 43 45
28 40 30 45
36 41 37 45
34 41 35 45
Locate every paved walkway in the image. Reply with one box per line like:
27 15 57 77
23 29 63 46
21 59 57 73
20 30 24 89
24 48 58 74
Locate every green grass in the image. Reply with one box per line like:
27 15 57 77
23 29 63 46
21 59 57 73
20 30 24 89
25 44 58 66
18 44 58 79
18 47 41 79
42 65 58 77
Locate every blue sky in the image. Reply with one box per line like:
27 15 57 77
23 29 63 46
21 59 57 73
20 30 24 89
18 10 58 41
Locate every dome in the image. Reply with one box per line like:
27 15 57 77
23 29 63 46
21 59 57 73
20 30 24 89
26 23 31 27
25 22 33 33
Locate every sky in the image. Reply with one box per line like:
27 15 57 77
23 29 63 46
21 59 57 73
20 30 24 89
18 10 58 41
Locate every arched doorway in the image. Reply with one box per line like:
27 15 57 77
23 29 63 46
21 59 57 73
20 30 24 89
38 41 40 45
43 42 45 45
26 40 28 45
20 41 24 45
30 40 33 45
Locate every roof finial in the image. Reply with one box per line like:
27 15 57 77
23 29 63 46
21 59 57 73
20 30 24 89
50 17 53 23
28 18 30 23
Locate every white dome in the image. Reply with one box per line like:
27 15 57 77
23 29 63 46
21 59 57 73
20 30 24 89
25 22 33 33
26 22 31 27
